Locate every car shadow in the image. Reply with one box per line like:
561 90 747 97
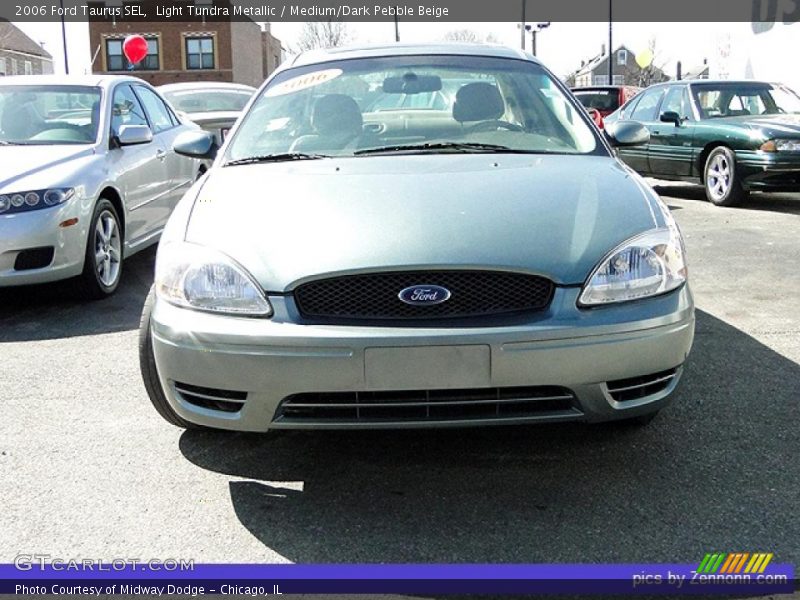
178 310 800 564
0 246 155 343
652 181 800 215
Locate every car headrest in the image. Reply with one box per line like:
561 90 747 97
453 82 505 123
312 94 363 136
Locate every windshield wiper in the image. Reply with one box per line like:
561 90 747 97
224 152 328 166
354 142 537 156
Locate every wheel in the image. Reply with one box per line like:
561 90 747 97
139 286 201 429
75 198 123 298
703 146 748 206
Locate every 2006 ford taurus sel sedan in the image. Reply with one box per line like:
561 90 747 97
140 44 695 431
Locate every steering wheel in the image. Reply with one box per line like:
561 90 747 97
469 120 525 133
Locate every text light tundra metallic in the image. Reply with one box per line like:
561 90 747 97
140 43 695 431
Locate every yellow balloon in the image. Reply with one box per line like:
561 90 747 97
636 49 654 69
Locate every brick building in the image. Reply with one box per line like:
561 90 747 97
88 0 283 87
0 22 54 77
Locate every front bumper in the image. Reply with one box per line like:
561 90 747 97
0 202 85 287
149 285 695 431
736 149 800 190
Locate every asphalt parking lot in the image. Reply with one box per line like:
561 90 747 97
1 183 798 567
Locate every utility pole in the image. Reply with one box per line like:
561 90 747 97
530 22 550 57
520 0 526 50
394 9 399 42
607 0 613 83
60 0 69 74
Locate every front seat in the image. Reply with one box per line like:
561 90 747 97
452 82 505 124
290 94 363 153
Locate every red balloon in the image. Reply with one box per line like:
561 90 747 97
123 35 148 65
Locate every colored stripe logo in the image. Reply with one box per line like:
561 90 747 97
697 553 774 574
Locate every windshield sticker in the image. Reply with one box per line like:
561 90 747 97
265 69 343 97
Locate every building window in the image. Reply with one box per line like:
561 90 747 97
106 37 160 71
10 58 18 75
617 49 627 65
0 58 6 76
592 75 609 85
612 74 625 85
24 61 32 75
185 37 214 70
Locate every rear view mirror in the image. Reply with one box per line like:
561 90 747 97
383 73 442 94
173 130 218 160
605 121 650 147
117 124 153 146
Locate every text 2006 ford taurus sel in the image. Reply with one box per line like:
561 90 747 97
139 44 695 431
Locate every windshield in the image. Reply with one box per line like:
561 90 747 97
226 55 599 161
163 88 253 114
0 85 101 145
692 83 800 118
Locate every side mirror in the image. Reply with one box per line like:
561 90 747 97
173 130 217 160
117 124 153 146
605 121 650 147
660 111 682 125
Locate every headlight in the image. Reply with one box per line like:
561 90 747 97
155 242 272 316
760 139 800 152
579 226 687 306
0 188 74 215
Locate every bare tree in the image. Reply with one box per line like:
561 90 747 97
637 38 670 87
292 22 351 53
443 29 499 44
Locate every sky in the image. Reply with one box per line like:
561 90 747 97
14 20 800 90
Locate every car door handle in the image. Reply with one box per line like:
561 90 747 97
156 149 167 161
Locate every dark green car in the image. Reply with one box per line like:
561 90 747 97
604 80 800 206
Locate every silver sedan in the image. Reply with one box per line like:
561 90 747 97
141 44 694 431
0 75 203 297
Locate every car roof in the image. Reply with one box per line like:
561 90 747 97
0 74 147 88
158 81 257 92
651 79 778 88
289 42 535 69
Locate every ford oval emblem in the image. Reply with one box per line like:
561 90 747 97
398 285 451 306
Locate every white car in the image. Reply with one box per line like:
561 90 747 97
0 75 204 297
159 82 256 145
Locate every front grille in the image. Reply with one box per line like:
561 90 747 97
274 386 580 424
173 381 247 413
14 247 54 271
606 368 679 402
294 270 554 322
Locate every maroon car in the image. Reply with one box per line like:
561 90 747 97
572 85 641 128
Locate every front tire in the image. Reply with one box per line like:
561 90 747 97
139 286 201 429
703 147 748 206
75 198 123 298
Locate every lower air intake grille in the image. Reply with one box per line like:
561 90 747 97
174 382 247 413
275 386 580 424
14 247 54 271
606 368 679 402
294 270 554 322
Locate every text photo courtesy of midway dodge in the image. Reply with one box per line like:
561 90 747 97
139 44 695 432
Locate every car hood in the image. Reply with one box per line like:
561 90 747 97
185 154 662 290
718 113 800 137
0 145 96 192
